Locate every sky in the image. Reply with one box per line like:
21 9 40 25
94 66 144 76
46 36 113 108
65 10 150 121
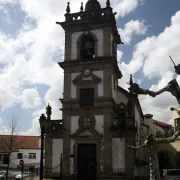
0 0 180 135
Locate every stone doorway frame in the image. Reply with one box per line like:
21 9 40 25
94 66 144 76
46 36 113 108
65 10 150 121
72 136 101 175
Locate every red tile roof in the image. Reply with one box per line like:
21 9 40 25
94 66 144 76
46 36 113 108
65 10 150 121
0 135 40 153
153 120 172 128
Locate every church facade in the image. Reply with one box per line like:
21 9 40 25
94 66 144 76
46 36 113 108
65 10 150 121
45 0 147 178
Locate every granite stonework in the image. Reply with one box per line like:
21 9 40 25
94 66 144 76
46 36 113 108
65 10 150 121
45 0 147 178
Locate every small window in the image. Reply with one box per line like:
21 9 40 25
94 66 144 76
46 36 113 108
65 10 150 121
79 88 94 107
17 153 23 159
0 154 3 161
29 153 36 159
3 154 9 164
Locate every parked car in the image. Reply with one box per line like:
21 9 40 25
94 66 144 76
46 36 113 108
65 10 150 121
15 174 28 180
0 171 16 180
14 172 35 180
161 169 180 180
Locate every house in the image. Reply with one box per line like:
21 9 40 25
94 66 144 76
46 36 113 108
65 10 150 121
44 0 150 178
153 119 173 137
172 107 180 132
142 113 178 170
142 114 173 137
0 135 43 173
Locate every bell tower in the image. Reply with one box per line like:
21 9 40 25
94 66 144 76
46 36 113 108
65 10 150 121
57 0 124 176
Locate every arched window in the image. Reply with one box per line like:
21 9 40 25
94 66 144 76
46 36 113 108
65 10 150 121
81 34 95 60
77 31 97 60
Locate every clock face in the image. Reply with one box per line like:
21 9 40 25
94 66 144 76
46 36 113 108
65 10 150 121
84 69 91 76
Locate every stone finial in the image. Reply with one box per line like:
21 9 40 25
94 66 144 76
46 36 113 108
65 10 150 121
46 103 52 120
80 2 83 11
129 74 133 85
106 0 111 7
66 2 70 14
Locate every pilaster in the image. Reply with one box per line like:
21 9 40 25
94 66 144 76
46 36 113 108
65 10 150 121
62 114 71 175
103 70 112 97
103 113 112 170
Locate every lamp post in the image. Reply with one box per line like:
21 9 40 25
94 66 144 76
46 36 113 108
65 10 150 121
39 114 46 180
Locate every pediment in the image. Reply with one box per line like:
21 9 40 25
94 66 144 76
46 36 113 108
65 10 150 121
79 131 94 136
72 73 101 85
118 102 128 110
71 128 101 138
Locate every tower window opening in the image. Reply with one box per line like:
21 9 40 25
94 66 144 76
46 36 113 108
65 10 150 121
81 35 95 60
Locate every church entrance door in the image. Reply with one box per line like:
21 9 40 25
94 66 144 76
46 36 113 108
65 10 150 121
77 143 97 179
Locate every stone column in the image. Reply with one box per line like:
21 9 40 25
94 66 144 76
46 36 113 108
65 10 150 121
103 113 112 172
62 114 71 175
63 73 71 100
64 31 72 61
45 136 52 175
103 70 112 97
103 27 111 57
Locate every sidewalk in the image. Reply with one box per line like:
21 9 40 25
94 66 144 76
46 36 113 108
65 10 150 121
24 176 52 180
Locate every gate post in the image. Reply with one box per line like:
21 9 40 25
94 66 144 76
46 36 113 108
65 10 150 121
60 153 63 180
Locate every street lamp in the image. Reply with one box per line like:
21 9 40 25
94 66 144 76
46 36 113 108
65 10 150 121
39 114 47 180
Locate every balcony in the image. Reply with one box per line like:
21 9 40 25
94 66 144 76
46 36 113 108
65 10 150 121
109 116 137 132
64 8 114 22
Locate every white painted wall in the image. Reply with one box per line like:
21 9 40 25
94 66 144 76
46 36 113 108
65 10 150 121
93 71 103 97
112 138 125 170
71 29 104 60
94 115 104 134
71 32 82 60
70 115 104 135
93 29 103 57
144 117 154 134
0 149 43 168
116 90 128 104
71 116 79 135
52 139 63 173
153 123 164 136
141 125 149 137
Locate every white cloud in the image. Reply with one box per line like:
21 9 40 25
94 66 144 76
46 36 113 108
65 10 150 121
118 20 148 44
119 11 180 124
21 89 42 109
0 0 16 3
0 0 146 133
108 0 139 17
117 50 123 63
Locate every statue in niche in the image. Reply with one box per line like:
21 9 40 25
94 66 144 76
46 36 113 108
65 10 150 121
81 33 95 60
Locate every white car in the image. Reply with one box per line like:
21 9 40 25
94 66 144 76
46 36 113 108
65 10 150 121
15 174 28 180
162 169 180 180
0 171 15 180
